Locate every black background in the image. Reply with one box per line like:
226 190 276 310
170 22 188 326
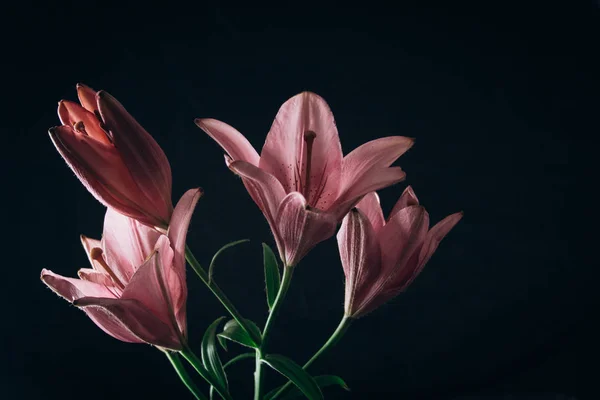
4 1 589 399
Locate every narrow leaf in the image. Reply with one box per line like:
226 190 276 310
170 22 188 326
201 317 228 391
217 318 262 349
261 355 323 400
223 353 255 369
217 334 228 351
208 239 250 284
276 375 350 399
263 243 281 310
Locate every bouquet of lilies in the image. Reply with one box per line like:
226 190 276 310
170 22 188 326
42 84 462 399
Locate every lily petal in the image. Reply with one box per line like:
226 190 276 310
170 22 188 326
350 206 429 317
97 90 173 226
49 125 153 225
355 192 385 234
74 296 181 349
41 269 117 302
276 192 338 267
259 92 342 204
41 269 143 343
337 209 381 317
331 167 406 220
168 188 203 276
120 248 177 332
167 188 201 335
378 205 429 275
102 208 162 284
336 136 413 209
228 160 286 227
389 186 420 219
57 100 110 144
416 212 463 271
395 212 463 293
76 83 99 113
196 118 260 165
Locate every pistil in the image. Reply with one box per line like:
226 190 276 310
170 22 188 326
303 130 317 201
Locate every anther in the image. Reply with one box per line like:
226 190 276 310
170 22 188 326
73 121 87 135
90 248 126 290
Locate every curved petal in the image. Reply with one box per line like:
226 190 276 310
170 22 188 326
346 207 428 317
120 249 177 332
167 189 201 336
388 212 463 298
276 192 338 267
168 188 202 276
259 92 342 206
331 167 406 220
74 296 182 350
49 126 159 226
76 83 99 113
228 160 286 225
102 208 162 284
378 205 429 276
416 212 463 272
196 118 260 165
97 90 173 226
337 209 381 317
41 269 117 302
355 192 385 234
121 244 184 345
41 269 142 343
82 307 145 344
156 236 187 337
57 101 110 144
389 186 420 219
336 136 413 208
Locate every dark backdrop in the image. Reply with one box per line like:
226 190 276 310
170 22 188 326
4 2 588 399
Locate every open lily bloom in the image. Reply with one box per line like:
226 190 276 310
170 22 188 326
50 84 173 229
197 92 413 266
338 187 463 318
41 189 201 350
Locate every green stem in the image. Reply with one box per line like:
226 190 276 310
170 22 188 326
262 266 294 347
180 345 233 400
270 316 352 399
185 245 262 345
164 351 207 400
254 347 264 400
254 266 295 400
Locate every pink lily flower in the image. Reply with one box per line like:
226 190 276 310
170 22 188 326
40 189 201 350
338 186 463 318
196 92 413 266
50 84 173 229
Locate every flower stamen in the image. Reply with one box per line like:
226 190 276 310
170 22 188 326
73 121 87 135
90 248 126 290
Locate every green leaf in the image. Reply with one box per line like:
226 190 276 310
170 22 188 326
263 243 281 310
274 375 350 399
201 317 228 392
217 318 262 349
261 355 323 400
208 239 250 285
223 353 255 369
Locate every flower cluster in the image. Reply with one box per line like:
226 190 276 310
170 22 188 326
42 85 462 399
